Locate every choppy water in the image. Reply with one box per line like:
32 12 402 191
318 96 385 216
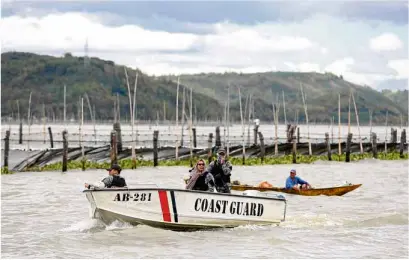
1 159 408 258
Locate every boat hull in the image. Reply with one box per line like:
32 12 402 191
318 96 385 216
84 188 287 231
230 184 362 196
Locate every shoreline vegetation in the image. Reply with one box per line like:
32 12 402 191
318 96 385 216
1 152 407 174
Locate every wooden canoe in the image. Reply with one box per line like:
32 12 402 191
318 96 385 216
230 184 362 196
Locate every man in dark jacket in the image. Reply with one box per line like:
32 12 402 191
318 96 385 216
207 148 232 193
85 164 127 189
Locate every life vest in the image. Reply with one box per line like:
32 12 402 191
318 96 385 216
192 173 210 191
109 175 127 188
210 162 231 186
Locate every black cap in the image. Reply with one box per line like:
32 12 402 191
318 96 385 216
106 164 121 173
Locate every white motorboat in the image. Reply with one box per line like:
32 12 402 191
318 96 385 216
84 187 287 231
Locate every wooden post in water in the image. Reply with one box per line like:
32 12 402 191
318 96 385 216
400 129 406 158
258 132 265 163
62 130 68 172
372 132 378 158
113 122 123 152
207 133 213 164
292 135 297 164
153 130 159 167
325 132 332 161
48 127 54 148
253 125 259 145
215 126 221 147
286 124 291 143
19 121 23 144
192 128 197 148
391 128 397 144
110 130 118 166
3 130 10 168
297 127 300 143
345 133 353 162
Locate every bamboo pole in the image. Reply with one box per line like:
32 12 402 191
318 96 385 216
247 93 252 146
369 110 373 138
227 84 230 156
42 103 46 144
64 84 66 128
17 100 20 123
113 98 117 123
275 96 280 155
300 84 311 155
385 111 388 153
81 97 85 170
133 70 138 144
351 91 363 154
181 86 185 146
79 97 83 149
272 93 280 155
117 93 120 122
194 104 197 127
282 90 287 126
163 101 166 123
156 111 159 127
243 93 249 148
84 93 97 144
223 101 227 147
27 91 32 150
175 76 180 160
331 116 334 144
189 87 193 167
348 91 351 134
238 87 245 164
125 67 137 168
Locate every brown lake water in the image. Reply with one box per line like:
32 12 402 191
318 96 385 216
1 159 408 258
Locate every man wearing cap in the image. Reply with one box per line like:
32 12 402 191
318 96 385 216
285 169 311 190
84 164 127 189
207 148 233 193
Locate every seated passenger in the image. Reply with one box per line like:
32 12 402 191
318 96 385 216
185 159 215 192
258 181 273 188
285 169 311 190
85 164 127 189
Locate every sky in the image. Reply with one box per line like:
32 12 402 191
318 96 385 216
1 0 408 90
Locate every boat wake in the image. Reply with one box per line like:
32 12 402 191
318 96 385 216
277 212 408 230
60 219 134 233
281 213 344 229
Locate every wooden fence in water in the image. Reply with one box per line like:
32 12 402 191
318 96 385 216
2 122 408 172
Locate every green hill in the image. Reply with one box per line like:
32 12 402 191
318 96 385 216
1 51 407 125
1 52 222 122
381 89 408 114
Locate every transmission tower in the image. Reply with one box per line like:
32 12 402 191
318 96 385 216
84 37 90 67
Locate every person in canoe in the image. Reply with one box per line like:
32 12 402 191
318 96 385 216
84 164 127 189
285 169 311 190
186 159 215 192
207 148 233 193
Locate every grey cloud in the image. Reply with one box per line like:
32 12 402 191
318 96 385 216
2 0 407 27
